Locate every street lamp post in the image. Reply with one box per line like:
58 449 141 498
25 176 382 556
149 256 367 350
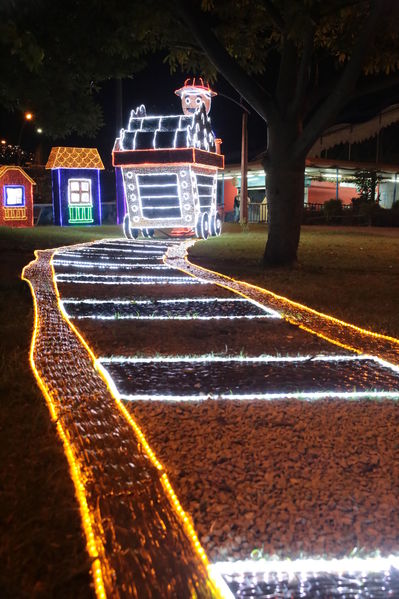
240 105 248 224
217 93 250 226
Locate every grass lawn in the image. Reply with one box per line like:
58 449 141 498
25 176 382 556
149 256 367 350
189 224 399 339
0 226 119 599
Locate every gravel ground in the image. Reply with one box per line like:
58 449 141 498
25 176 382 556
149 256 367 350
125 398 399 561
77 317 342 358
54 239 399 597
57 281 228 300
105 357 399 396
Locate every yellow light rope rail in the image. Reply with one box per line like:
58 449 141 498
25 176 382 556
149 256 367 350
23 242 229 599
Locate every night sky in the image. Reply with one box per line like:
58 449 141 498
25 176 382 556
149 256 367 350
2 52 399 169
0 55 269 168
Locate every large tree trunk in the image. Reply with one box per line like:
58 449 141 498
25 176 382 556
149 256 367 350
262 154 306 267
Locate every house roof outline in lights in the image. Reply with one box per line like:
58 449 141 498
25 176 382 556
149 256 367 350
0 165 36 185
46 147 105 170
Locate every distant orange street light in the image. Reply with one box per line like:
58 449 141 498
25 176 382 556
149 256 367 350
1 139 6 145
18 112 34 147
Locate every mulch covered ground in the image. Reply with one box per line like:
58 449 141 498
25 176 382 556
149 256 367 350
127 398 399 561
55 239 399 568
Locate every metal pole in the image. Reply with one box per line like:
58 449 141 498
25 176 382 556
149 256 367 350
336 167 339 200
240 110 248 224
116 78 123 134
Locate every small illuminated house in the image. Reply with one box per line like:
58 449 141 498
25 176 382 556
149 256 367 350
0 165 35 227
46 147 104 226
113 79 224 239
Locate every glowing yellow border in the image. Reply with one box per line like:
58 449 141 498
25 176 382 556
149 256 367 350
22 250 107 599
174 251 399 357
23 237 399 599
48 244 227 598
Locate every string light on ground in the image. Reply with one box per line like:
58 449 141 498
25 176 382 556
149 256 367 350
21 253 108 599
48 243 226 597
97 353 399 402
210 554 399 578
60 295 280 321
53 259 170 270
55 274 207 285
42 237 399 598
163 241 399 363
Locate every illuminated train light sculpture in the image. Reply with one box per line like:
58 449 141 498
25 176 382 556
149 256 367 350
112 79 224 240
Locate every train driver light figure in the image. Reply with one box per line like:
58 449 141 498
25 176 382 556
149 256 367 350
175 77 217 116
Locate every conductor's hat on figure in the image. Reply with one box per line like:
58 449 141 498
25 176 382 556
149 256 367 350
175 77 217 115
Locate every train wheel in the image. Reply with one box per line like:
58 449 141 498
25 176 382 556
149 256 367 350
142 228 149 238
209 214 216 236
215 213 222 236
123 215 133 239
201 212 210 239
131 229 139 239
147 228 155 238
195 215 202 238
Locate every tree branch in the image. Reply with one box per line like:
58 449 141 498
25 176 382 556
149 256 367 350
349 72 399 102
275 36 297 113
259 0 285 31
173 0 277 124
293 0 386 159
290 23 315 118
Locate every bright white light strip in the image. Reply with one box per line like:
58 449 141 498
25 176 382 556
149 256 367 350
210 555 399 577
142 205 181 209
97 353 399 401
86 246 166 255
61 298 171 305
55 253 162 262
99 241 170 250
61 298 259 305
118 390 399 402
67 314 275 321
53 260 169 270
63 297 281 318
99 354 367 365
55 274 195 281
60 296 281 319
56 277 206 285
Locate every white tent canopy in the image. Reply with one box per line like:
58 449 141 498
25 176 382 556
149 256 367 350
310 104 399 156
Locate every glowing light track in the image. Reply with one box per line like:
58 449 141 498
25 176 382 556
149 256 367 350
166 241 399 365
55 274 206 285
97 352 399 403
22 243 227 599
211 555 399 577
53 260 170 270
48 237 399 599
60 295 280 321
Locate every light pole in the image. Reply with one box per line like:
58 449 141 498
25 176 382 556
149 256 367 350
217 93 250 226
